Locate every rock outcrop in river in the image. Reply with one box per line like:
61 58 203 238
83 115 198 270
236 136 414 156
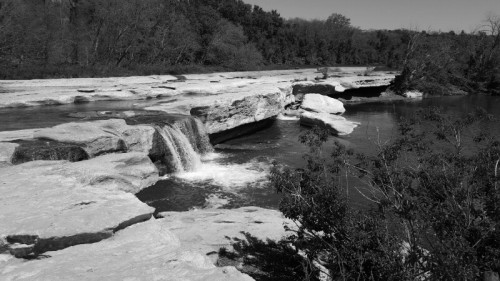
297 94 359 136
300 111 359 136
300 93 346 114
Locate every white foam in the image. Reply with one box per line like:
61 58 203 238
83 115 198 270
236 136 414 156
200 152 226 161
159 174 171 180
174 155 270 192
203 194 230 209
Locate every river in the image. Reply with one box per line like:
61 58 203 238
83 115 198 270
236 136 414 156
137 95 500 212
1 95 498 211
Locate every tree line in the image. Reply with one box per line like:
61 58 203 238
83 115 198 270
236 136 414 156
0 0 498 95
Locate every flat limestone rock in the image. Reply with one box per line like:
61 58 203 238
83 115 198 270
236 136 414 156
300 111 359 136
292 80 345 96
0 69 395 109
190 91 290 135
0 129 39 142
301 93 345 115
33 119 155 157
0 75 179 108
158 207 290 257
0 152 158 256
292 75 395 100
0 219 253 281
67 152 159 194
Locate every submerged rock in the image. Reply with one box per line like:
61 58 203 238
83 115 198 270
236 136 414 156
301 93 345 115
0 153 158 257
300 111 359 136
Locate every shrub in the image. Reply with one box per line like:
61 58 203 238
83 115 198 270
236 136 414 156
269 109 500 280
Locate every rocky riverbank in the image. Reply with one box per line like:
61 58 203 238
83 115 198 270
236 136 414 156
0 67 399 280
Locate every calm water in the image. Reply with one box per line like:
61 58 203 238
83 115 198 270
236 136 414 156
0 100 143 131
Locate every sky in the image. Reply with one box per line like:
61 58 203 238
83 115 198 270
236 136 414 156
243 0 500 32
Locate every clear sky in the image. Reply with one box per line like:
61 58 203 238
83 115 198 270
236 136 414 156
243 0 500 32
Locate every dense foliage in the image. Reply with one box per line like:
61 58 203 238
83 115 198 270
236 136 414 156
269 109 500 280
0 0 498 94
0 0 408 78
393 20 500 96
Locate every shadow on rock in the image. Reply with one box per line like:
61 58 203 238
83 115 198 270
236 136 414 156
217 232 318 281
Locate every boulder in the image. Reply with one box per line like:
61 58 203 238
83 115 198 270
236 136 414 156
0 219 253 281
301 93 345 115
0 152 158 257
300 111 359 136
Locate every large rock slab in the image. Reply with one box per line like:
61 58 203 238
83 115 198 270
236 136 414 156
0 75 179 108
158 207 290 258
67 152 159 194
190 91 291 135
0 219 253 281
0 69 395 109
301 93 345 115
0 208 287 280
10 139 89 165
300 111 359 136
33 119 155 157
0 129 39 142
292 74 394 96
292 80 346 97
0 153 158 257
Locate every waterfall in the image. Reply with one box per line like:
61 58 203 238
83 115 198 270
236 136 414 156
173 118 213 155
150 117 212 175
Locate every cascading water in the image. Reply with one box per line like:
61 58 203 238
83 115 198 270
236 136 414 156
149 117 213 175
139 115 279 212
172 118 213 155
